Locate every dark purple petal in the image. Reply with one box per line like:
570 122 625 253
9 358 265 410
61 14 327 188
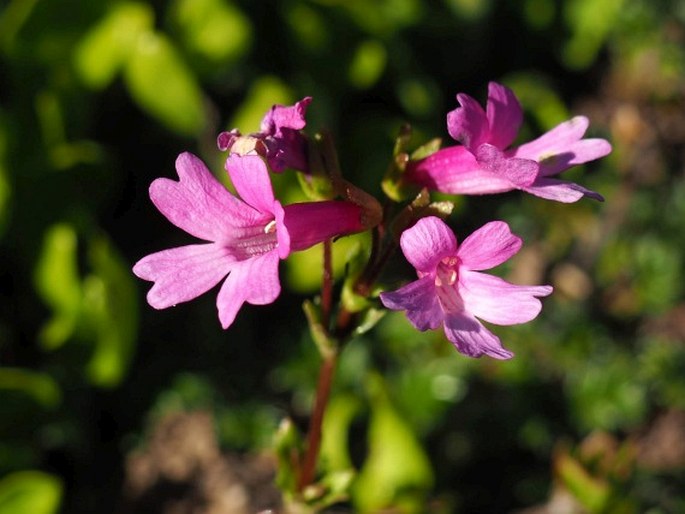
260 97 312 135
522 177 604 203
443 312 514 359
380 276 443 331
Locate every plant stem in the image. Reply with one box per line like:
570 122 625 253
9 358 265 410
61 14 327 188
298 350 337 492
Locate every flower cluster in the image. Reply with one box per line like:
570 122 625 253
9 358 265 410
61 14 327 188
134 81 610 359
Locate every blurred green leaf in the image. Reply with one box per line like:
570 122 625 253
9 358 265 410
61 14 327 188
287 232 370 294
82 235 139 388
0 471 62 514
168 0 252 65
353 373 434 513
0 368 61 409
35 225 138 388
320 394 363 471
348 39 386 89
73 2 154 90
556 452 611 513
563 0 626 69
34 224 82 350
124 31 206 136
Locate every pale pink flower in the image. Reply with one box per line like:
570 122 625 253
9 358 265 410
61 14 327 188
133 152 362 328
217 97 312 173
406 82 611 203
380 217 552 359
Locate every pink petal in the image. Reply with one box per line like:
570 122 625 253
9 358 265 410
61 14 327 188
282 201 363 252
225 154 276 214
150 152 262 241
406 146 516 195
443 312 514 359
459 270 552 325
485 82 523 149
523 178 604 203
513 116 590 160
260 97 312 135
133 243 235 309
400 217 458 273
216 250 281 329
380 276 443 331
536 139 613 176
476 144 538 187
447 92 489 150
456 221 522 271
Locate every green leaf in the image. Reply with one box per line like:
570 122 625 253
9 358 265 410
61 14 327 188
124 31 206 136
0 368 61 409
34 224 82 350
169 0 252 64
0 471 62 514
82 235 139 388
348 39 387 89
73 2 154 90
353 374 434 512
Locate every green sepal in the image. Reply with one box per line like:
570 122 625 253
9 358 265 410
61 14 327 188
274 417 304 496
303 300 338 359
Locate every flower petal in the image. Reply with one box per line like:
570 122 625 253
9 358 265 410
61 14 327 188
443 312 514 359
459 270 552 325
225 154 276 214
400 217 458 273
523 177 604 203
150 152 261 241
457 221 522 271
513 116 590 160
536 139 613 176
133 243 234 309
447 92 489 150
380 276 443 331
282 201 363 252
476 144 538 187
406 146 516 195
216 250 281 329
485 82 523 149
260 97 312 135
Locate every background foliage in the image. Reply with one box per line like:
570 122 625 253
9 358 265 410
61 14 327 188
1 0 685 512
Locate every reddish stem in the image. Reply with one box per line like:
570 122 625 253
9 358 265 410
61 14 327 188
298 352 337 491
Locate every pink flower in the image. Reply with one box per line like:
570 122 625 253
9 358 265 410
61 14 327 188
133 152 363 328
406 82 611 203
217 97 312 173
380 217 552 359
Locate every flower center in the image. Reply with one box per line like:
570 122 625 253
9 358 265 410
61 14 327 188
434 256 463 312
435 256 459 287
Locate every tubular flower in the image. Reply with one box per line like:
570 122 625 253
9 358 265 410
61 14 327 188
217 97 312 173
133 152 363 329
380 217 552 359
405 82 611 203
